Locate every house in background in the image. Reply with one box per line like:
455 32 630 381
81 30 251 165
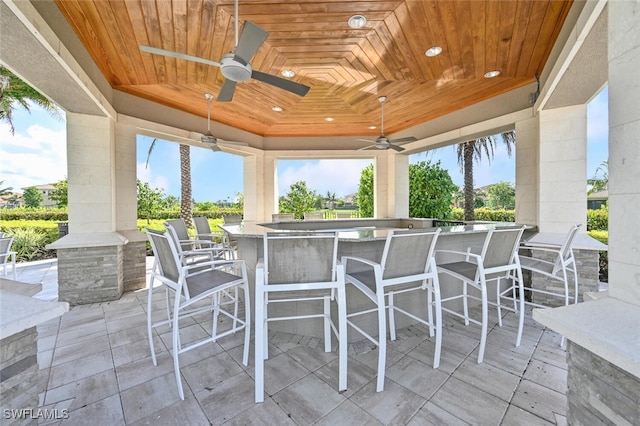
588 190 608 210
0 193 23 208
23 183 58 208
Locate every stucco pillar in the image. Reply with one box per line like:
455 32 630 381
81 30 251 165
514 116 539 226
607 2 640 306
374 152 409 218
537 105 588 233
48 112 127 304
115 122 146 292
534 3 640 424
243 152 271 223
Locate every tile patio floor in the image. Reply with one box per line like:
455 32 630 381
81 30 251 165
14 259 569 425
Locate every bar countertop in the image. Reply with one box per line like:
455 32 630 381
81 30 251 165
221 218 530 241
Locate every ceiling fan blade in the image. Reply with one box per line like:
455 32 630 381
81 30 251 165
234 21 269 63
217 79 237 102
356 138 376 143
251 70 310 97
388 144 406 152
357 145 376 151
140 45 221 67
389 136 417 144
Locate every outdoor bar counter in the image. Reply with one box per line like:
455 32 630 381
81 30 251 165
222 218 533 341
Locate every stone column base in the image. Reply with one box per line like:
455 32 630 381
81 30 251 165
567 341 640 424
123 240 146 292
530 248 599 306
0 327 38 426
57 245 124 305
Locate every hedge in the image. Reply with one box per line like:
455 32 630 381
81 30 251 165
0 208 68 221
450 207 608 231
0 207 244 222
587 229 608 282
451 208 515 222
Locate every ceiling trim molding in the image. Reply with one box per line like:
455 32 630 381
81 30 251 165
2 0 116 119
536 0 608 112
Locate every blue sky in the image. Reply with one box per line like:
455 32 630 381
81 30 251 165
2 87 608 201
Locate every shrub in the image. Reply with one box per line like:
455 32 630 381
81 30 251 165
587 207 608 231
451 208 515 222
588 230 608 282
8 228 52 261
0 208 68 221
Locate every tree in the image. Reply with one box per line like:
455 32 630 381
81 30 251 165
357 164 374 218
408 161 458 219
233 191 244 209
145 138 194 227
23 186 43 208
49 178 68 208
137 180 165 223
0 66 62 135
457 131 515 221
279 181 317 219
325 191 337 209
485 182 515 210
179 144 193 227
164 195 180 210
357 162 457 219
588 160 608 194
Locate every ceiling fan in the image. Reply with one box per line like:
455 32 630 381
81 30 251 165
357 96 417 152
200 93 249 151
139 0 310 102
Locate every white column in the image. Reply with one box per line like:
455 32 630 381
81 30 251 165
115 122 138 231
514 116 539 226
373 154 389 218
66 112 117 233
608 0 640 305
390 154 409 218
243 152 273 223
537 105 587 233
373 153 410 218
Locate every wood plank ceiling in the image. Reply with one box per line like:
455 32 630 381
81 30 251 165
54 0 573 139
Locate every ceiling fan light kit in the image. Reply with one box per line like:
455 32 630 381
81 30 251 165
220 53 252 81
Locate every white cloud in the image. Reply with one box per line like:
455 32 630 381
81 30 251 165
278 159 372 197
0 121 67 190
136 161 171 194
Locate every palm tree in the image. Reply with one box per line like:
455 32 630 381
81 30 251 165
456 131 515 221
326 191 337 209
0 66 62 134
145 138 193 228
588 160 608 195
179 144 192 228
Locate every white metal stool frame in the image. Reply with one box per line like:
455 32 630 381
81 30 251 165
254 231 347 403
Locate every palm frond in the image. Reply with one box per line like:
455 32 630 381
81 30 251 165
145 139 158 169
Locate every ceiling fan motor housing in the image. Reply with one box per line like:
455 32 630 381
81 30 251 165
220 53 252 82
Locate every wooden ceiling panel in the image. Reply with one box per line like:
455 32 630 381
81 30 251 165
54 0 574 139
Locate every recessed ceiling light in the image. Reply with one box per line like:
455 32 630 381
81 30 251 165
484 70 500 78
325 117 334 122
369 125 377 130
348 15 367 29
425 46 442 57
281 69 295 78
272 106 283 112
